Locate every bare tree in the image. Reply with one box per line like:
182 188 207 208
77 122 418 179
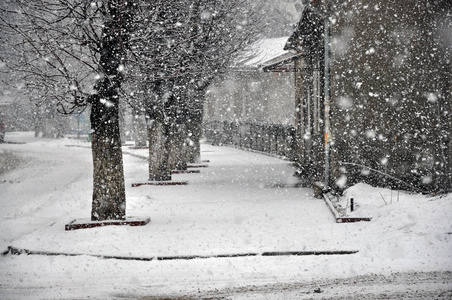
0 0 136 221
126 0 264 180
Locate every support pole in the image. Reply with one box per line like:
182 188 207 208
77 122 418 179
324 15 331 191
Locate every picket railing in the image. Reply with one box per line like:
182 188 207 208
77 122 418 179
203 120 296 159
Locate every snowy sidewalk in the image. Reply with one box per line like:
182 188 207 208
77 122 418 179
3 135 354 258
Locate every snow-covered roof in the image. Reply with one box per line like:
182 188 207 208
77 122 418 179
238 37 299 71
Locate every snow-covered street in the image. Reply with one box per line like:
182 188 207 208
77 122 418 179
1 132 452 299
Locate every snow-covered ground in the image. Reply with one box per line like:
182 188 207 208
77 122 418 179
1 132 451 299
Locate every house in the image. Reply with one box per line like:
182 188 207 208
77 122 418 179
204 37 298 126
285 0 451 193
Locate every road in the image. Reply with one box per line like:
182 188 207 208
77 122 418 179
141 271 452 300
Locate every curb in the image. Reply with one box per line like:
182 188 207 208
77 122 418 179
171 170 201 174
65 216 151 230
4 247 359 261
131 181 188 187
323 193 372 223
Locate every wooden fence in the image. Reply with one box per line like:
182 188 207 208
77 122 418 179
203 120 296 159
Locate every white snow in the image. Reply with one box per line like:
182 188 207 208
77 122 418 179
240 37 293 69
1 132 451 299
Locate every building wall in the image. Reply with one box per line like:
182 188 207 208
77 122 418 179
287 5 327 185
329 0 451 192
204 70 295 125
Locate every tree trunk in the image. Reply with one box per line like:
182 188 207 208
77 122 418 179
132 109 147 147
89 0 134 221
147 119 172 181
118 98 127 145
90 94 126 221
187 120 202 163
187 89 205 163
170 123 189 170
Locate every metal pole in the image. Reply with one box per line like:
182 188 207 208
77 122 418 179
324 15 331 191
